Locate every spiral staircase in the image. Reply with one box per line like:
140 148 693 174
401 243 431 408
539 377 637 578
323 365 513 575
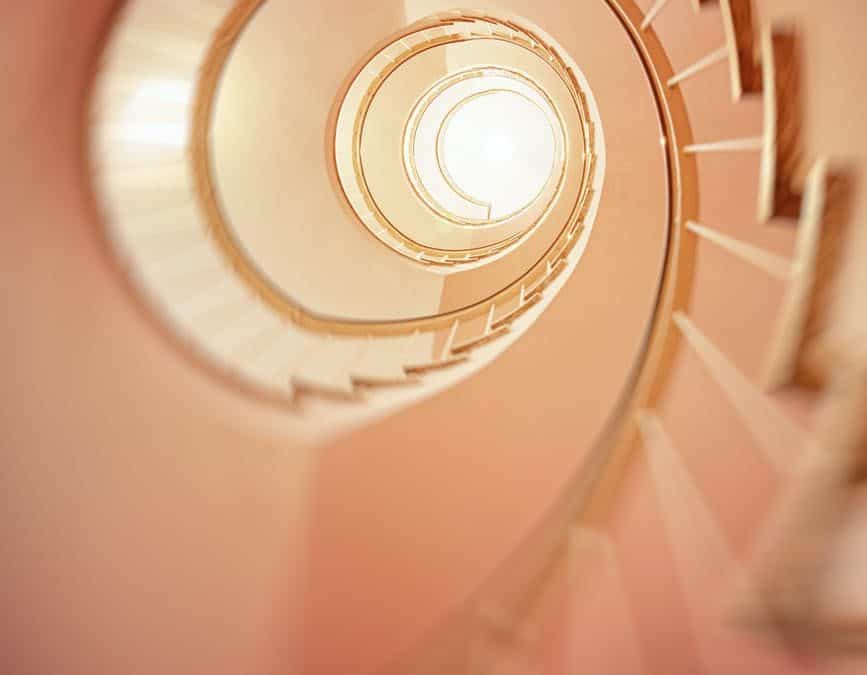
2 1 866 674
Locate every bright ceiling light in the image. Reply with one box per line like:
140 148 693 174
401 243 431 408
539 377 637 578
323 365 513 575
483 132 515 163
407 70 559 225
439 88 556 221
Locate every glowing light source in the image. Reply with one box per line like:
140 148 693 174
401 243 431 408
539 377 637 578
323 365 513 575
407 71 559 224
483 133 515 163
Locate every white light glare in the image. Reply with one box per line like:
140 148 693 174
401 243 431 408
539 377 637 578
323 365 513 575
115 79 193 147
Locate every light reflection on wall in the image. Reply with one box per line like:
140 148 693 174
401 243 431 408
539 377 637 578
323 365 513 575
113 79 192 147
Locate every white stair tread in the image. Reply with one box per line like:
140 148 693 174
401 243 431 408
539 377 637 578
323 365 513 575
349 335 415 382
243 327 316 393
294 338 364 395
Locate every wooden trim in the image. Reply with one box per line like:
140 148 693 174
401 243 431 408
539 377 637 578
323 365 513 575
762 162 855 391
451 326 511 355
720 0 763 100
758 24 804 222
491 293 543 331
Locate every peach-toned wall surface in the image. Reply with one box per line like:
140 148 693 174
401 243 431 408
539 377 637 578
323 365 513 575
1 2 866 675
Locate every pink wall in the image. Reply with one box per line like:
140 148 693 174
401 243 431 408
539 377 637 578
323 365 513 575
1 1 865 674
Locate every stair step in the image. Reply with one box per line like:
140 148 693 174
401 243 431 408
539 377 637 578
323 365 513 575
242 328 316 395
566 528 648 675
639 412 751 673
687 220 792 280
719 0 763 99
763 161 855 391
758 25 804 222
199 304 282 362
349 336 415 384
674 312 811 473
638 413 824 674
744 372 867 652
293 338 366 396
